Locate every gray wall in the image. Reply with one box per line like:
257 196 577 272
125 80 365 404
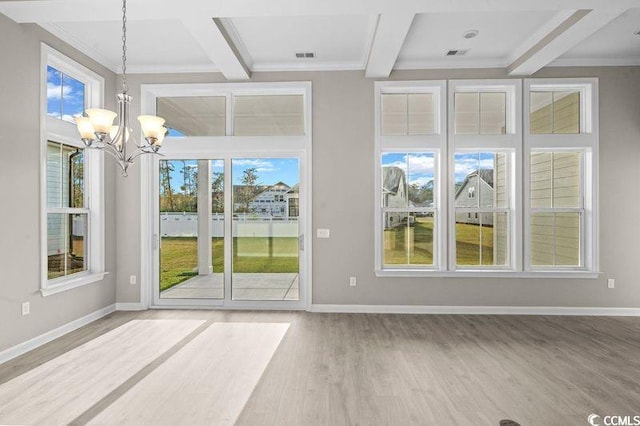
1 14 638 355
118 66 640 308
0 14 118 353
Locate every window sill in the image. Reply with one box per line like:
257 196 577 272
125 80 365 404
375 269 600 279
40 271 108 297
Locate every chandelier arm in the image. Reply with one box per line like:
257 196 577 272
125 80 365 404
126 149 164 164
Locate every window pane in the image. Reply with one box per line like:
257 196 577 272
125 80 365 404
553 92 580 134
456 212 508 267
47 142 83 208
382 152 435 208
408 94 434 135
381 94 407 135
531 212 581 267
530 91 580 134
61 73 85 123
231 158 300 300
454 93 479 134
454 152 500 208
47 66 62 119
47 213 87 279
530 92 553 134
159 160 200 297
480 92 506 134
233 95 304 136
383 212 434 266
530 151 581 209
157 96 226 136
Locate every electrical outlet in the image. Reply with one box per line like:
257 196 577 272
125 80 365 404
130 275 137 285
349 276 357 287
607 278 615 289
21 302 30 316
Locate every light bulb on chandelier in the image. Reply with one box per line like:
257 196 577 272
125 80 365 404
74 0 165 176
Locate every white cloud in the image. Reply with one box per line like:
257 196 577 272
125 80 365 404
47 82 72 100
385 154 435 176
233 158 275 172
454 155 495 181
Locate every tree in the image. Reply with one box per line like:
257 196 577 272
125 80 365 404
159 160 175 211
179 161 197 212
237 168 260 213
211 171 224 214
69 150 84 208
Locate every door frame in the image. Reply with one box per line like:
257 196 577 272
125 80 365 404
139 82 312 310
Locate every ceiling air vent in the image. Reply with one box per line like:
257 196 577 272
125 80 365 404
446 49 468 56
295 52 316 59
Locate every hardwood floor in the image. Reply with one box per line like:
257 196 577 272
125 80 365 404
1 310 639 425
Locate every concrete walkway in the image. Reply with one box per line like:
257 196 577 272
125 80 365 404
160 273 299 301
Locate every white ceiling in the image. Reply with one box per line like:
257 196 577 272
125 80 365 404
0 0 638 79
553 8 640 65
396 11 557 69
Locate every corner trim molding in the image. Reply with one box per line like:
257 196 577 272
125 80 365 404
0 304 116 366
115 303 146 311
309 304 640 316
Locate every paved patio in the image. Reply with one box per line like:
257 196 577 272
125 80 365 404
160 273 299 301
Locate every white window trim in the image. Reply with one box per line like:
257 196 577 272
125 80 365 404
138 81 313 310
374 80 447 273
40 44 106 296
448 79 523 272
374 78 599 278
523 78 599 273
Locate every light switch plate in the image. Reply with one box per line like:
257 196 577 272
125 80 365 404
317 228 330 238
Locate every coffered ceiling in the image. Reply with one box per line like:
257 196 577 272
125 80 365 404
0 0 638 79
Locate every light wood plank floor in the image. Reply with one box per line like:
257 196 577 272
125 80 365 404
1 310 639 426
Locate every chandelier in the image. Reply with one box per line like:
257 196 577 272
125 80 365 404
74 0 166 177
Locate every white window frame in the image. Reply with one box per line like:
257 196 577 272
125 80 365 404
139 82 313 310
40 44 106 296
375 81 447 275
375 78 598 278
523 78 598 273
448 80 522 272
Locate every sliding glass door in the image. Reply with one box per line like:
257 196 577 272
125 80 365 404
155 155 304 307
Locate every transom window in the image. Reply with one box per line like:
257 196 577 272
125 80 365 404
46 65 85 123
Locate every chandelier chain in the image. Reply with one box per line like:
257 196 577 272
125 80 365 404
121 0 128 93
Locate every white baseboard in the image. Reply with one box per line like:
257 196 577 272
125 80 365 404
0 304 116 365
115 303 145 311
310 304 640 316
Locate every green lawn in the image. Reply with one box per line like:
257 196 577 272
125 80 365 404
383 217 495 266
160 237 298 291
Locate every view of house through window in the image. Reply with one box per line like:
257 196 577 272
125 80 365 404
381 152 435 267
47 142 87 279
454 152 510 267
530 151 582 266
530 91 580 134
159 157 300 301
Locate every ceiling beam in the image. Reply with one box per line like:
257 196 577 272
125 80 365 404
365 12 415 78
181 17 251 80
507 7 628 75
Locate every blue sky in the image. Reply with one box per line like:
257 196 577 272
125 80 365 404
382 153 434 188
47 66 85 123
163 158 299 194
382 152 497 185
453 152 496 184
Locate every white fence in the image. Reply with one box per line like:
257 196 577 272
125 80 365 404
160 212 298 237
